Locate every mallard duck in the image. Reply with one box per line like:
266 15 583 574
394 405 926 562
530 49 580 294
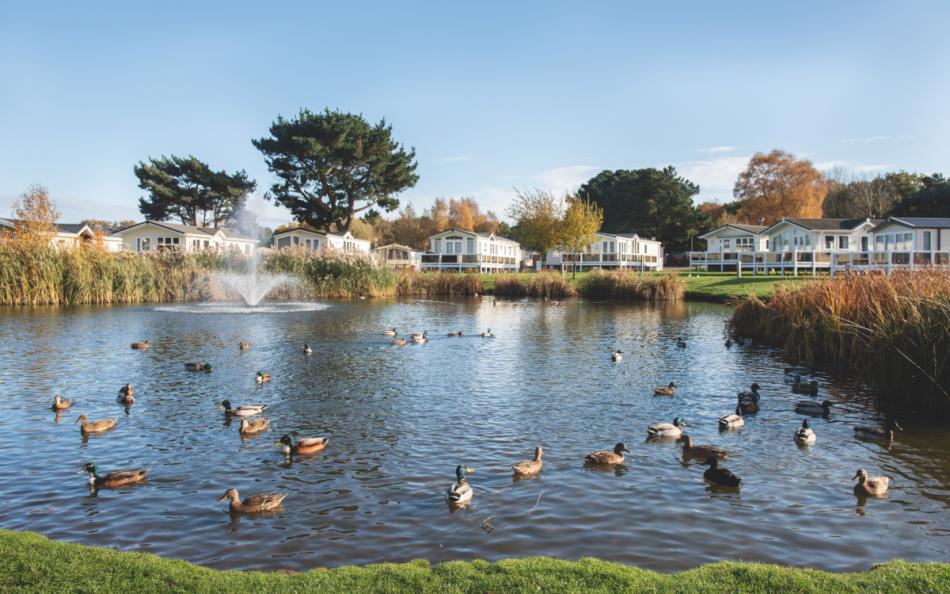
239 417 270 435
184 362 212 372
678 435 727 460
446 465 474 504
795 400 832 416
391 338 407 346
302 343 313 355
654 382 676 396
512 447 543 477
792 380 819 395
795 419 817 445
647 417 686 439
854 421 903 442
611 350 623 362
853 468 890 497
675 337 686 348
481 329 494 338
703 456 741 487
76 415 117 434
51 394 72 411
256 371 272 385
218 488 287 513
719 406 744 430
584 442 630 465
239 341 251 350
117 384 135 405
218 400 267 417
80 463 148 488
382 328 397 336
447 330 463 337
130 341 150 350
411 330 428 343
737 383 761 414
275 434 329 456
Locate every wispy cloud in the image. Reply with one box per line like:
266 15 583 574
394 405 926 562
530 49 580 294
675 155 749 201
698 145 736 154
531 164 600 195
816 161 894 175
440 155 473 162
839 135 893 144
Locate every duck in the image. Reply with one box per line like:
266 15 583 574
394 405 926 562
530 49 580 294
654 382 676 396
184 362 212 372
784 366 811 376
238 341 251 350
446 465 474 505
218 488 287 514
853 468 890 497
302 344 313 355
854 421 903 443
239 417 269 435
76 415 117 434
447 330 463 337
80 463 148 488
117 384 135 405
795 400 832 416
703 456 741 488
130 341 150 350
275 434 329 456
719 406 744 430
512 447 543 478
584 442 630 465
611 350 623 362
391 338 407 346
647 417 686 439
677 435 727 460
255 371 272 385
382 328 397 337
411 330 428 343
737 383 761 414
792 380 819 395
218 400 267 417
724 338 733 348
795 419 817 445
675 337 686 349
481 329 494 338
51 394 73 411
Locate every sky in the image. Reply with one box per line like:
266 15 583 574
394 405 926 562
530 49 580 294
2 1 949 227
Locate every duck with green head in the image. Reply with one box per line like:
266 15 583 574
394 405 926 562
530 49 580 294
647 417 686 439
81 462 148 488
275 434 329 456
184 362 212 372
218 400 267 417
446 465 474 505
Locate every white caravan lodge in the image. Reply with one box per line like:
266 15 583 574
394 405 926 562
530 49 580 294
421 229 521 272
544 232 664 271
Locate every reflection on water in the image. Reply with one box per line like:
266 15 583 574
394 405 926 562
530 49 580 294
0 298 947 571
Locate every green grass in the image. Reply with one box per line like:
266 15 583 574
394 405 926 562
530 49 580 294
1 530 946 593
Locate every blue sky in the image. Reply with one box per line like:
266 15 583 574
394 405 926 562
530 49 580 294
2 1 948 226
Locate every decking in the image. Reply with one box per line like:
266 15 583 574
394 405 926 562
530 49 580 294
689 249 950 275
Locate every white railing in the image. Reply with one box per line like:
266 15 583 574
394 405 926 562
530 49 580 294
688 249 950 275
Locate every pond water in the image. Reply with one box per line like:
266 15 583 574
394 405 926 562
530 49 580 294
0 298 947 572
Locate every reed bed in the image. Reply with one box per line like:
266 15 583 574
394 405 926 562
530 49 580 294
264 248 397 298
730 271 950 414
493 273 578 299
395 271 483 297
578 269 686 301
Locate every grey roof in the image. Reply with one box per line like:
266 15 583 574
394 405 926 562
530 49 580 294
885 217 950 229
0 218 91 235
433 227 520 243
114 220 256 241
779 218 881 231
699 223 768 238
599 232 639 239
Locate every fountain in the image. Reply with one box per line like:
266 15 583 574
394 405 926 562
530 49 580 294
214 266 295 307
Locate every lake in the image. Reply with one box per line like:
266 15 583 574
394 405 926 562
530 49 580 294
0 298 947 572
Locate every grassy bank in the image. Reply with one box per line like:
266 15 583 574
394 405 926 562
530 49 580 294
730 271 950 414
2 531 947 593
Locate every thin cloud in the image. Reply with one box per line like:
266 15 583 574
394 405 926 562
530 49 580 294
816 161 894 175
839 135 892 144
532 165 600 195
699 145 736 154
440 155 473 162
675 155 750 201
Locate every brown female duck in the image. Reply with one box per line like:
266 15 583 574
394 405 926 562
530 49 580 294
218 488 287 513
677 435 727 460
853 468 890 497
512 447 543 477
239 417 270 435
584 442 630 465
76 415 117 434
51 395 73 411
654 382 676 396
130 341 150 350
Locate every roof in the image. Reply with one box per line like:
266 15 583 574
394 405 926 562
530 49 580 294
112 220 256 242
374 243 417 251
882 217 950 229
699 223 768 239
430 227 520 243
0 218 93 235
272 224 326 237
598 231 638 239
763 218 881 234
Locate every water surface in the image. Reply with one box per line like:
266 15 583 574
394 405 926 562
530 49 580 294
0 298 946 571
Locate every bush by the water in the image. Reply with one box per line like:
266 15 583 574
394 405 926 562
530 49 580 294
730 271 950 414
493 273 577 298
579 269 685 301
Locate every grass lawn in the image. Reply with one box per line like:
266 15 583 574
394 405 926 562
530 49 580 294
479 270 814 301
1 530 947 593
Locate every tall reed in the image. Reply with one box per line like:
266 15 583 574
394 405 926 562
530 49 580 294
578 269 685 301
730 271 950 415
493 273 577 298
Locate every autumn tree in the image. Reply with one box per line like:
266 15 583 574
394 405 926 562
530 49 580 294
253 108 418 232
507 188 564 263
7 184 59 246
559 194 603 277
733 150 826 225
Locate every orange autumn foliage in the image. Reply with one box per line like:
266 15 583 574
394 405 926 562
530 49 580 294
733 150 827 226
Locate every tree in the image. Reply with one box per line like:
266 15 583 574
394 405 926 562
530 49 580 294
822 175 899 218
884 171 925 203
559 194 604 277
81 219 138 234
577 167 711 251
134 155 255 227
507 188 564 264
733 150 826 225
7 184 59 246
253 108 418 233
890 173 950 217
